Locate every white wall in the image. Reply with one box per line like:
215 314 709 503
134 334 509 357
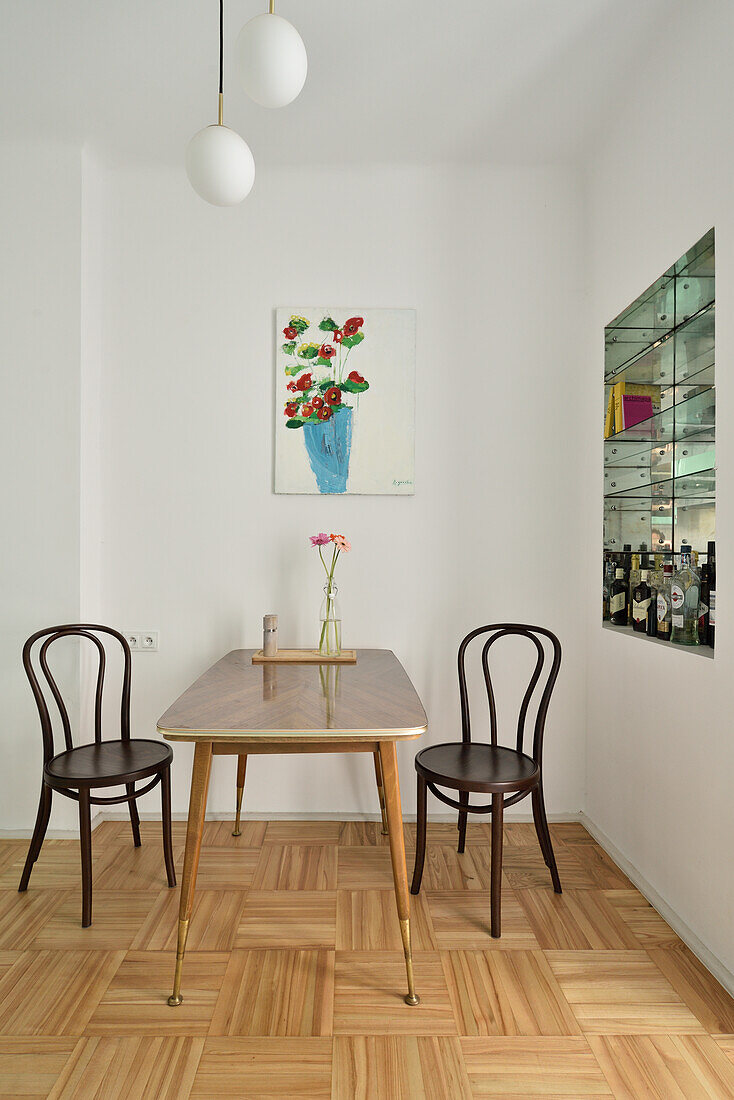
80 160 587 821
583 0 734 977
0 143 82 831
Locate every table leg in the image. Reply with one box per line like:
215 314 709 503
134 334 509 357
372 751 389 835
168 741 212 1006
378 740 420 1006
232 754 247 837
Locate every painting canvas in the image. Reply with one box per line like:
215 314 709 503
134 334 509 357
274 308 415 495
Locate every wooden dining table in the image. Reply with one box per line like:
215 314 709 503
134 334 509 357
157 648 427 1008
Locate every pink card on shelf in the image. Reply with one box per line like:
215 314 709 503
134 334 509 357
622 394 654 430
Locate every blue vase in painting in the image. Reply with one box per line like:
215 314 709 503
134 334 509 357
303 407 353 494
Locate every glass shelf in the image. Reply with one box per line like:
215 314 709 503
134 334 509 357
603 303 714 387
605 467 714 501
605 386 714 445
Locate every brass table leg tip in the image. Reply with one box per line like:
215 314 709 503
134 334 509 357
380 828 389 836
167 994 183 1007
404 993 420 1006
231 829 241 837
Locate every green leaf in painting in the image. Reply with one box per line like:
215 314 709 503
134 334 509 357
298 344 319 359
315 356 334 368
282 341 296 355
340 378 370 393
318 380 333 392
289 316 310 335
341 331 364 349
284 363 303 376
318 316 338 332
286 418 305 429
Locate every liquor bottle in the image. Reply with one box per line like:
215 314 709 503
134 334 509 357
639 542 649 570
670 545 700 646
698 563 709 645
656 564 673 640
610 567 628 626
649 553 664 600
622 544 632 584
629 552 641 609
632 570 653 633
707 540 716 648
602 553 613 621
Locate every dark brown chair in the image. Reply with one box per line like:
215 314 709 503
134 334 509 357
411 624 562 937
19 624 176 926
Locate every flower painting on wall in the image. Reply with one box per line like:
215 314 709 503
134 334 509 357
274 308 415 495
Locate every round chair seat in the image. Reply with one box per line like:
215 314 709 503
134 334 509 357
415 742 539 794
44 739 173 788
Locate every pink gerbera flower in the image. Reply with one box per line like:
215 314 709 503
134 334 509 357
310 532 331 547
330 534 351 552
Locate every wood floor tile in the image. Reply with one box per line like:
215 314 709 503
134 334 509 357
648 941 734 1033
569 845 634 890
338 821 399 846
333 951 456 1035
0 842 110 891
46 1036 204 1099
0 1038 78 1100
190 1038 332 1099
132 890 246 951
715 1034 734 1065
203 819 268 847
404 821 491 847
85 952 228 1036
502 848 595 891
93 819 190 846
189 847 260 890
0 950 124 1035
0 840 29 875
548 823 597 845
93 842 183 892
460 1036 612 1096
545 950 705 1034
332 1035 472 1099
516 890 640 950
236 891 337 948
427 891 539 950
603 891 681 948
443 950 580 1037
266 820 342 845
419 846 491 892
337 847 399 890
30 891 153 951
589 1034 734 1099
253 845 337 890
0 888 71 949
0 950 21 979
336 890 435 950
210 949 334 1036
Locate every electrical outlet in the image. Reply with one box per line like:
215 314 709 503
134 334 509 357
124 631 159 652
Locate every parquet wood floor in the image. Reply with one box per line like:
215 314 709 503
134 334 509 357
2 820 734 1097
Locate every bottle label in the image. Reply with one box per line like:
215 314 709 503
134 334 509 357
699 602 709 619
671 584 684 611
610 592 625 614
672 614 684 627
710 591 716 625
633 598 651 622
657 594 669 622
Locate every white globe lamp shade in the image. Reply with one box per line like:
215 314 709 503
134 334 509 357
186 124 255 207
236 12 307 108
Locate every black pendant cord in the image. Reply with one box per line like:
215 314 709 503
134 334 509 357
219 0 224 95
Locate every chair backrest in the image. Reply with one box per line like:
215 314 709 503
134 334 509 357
23 624 132 763
457 624 561 763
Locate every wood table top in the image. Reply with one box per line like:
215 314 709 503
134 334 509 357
157 649 428 742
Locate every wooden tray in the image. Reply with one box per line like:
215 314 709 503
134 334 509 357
252 648 357 665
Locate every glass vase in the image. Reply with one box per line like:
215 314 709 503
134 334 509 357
319 581 342 656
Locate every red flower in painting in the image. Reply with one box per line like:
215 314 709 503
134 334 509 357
295 372 313 392
287 381 297 392
324 386 342 406
343 316 363 336
317 406 332 421
284 402 299 417
311 395 324 409
283 326 297 340
300 402 313 418
333 329 344 343
319 343 336 359
347 371 365 384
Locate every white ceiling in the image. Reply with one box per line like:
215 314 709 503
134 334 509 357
2 0 671 167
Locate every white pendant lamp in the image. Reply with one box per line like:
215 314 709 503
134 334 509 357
186 0 255 206
236 1 307 109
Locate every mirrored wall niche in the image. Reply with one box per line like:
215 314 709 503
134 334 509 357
603 229 715 654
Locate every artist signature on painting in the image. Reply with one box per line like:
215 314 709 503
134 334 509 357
393 479 413 487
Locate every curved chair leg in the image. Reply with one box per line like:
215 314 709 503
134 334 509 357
457 791 469 854
126 783 142 847
490 793 504 937
232 755 247 837
161 766 176 887
410 773 427 895
79 789 93 927
532 784 562 894
18 782 52 891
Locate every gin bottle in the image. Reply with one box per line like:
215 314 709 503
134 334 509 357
657 564 674 640
670 546 700 646
610 568 628 626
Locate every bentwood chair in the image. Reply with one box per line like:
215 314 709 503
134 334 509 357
411 624 562 938
19 624 176 926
